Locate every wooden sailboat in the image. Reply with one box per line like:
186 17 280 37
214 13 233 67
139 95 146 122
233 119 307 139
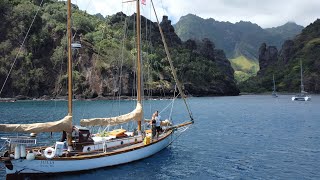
0 0 193 175
291 60 311 101
272 74 278 97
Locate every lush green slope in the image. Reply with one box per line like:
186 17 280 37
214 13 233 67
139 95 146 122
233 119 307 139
239 19 320 93
0 0 239 98
230 56 259 82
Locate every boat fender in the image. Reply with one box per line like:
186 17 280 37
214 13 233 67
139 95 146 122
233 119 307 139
14 145 20 159
44 147 55 159
20 145 26 158
26 150 35 160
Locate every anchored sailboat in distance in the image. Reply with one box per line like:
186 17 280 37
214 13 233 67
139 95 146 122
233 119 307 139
292 60 311 101
0 0 194 175
272 74 278 98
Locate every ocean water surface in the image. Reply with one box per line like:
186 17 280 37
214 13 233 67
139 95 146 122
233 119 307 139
0 95 319 179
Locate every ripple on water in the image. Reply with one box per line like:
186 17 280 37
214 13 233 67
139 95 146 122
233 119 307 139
1 95 320 179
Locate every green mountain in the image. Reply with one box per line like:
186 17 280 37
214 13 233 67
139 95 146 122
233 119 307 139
174 14 303 60
265 22 304 40
0 0 239 98
173 14 303 83
239 19 320 93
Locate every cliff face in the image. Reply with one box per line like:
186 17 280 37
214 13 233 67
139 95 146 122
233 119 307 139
75 15 239 97
279 40 295 64
181 38 239 96
258 43 278 75
160 16 182 46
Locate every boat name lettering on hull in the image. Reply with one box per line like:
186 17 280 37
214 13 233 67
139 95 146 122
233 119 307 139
40 160 54 168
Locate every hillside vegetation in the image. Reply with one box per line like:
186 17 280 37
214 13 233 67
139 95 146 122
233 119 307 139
230 56 259 82
0 0 239 98
239 19 320 93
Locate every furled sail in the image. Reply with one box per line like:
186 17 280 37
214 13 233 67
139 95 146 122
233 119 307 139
80 102 142 127
0 115 72 133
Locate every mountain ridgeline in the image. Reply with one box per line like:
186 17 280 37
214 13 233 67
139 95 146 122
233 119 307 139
0 0 239 99
240 19 320 93
174 14 304 60
174 14 303 82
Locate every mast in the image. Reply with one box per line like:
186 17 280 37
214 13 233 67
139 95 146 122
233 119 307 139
67 0 73 149
273 74 276 91
300 59 304 93
136 0 142 131
67 0 73 116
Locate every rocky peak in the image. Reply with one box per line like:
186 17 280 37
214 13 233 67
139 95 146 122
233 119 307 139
109 12 127 24
279 40 295 64
160 15 181 45
199 38 215 60
258 43 278 75
184 39 197 50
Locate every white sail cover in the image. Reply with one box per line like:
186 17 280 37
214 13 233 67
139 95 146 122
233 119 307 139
80 103 142 127
0 115 72 133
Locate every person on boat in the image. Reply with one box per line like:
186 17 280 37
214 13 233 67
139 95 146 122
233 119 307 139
151 113 157 139
154 111 162 138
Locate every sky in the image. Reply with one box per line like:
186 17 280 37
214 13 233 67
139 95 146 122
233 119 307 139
73 0 320 28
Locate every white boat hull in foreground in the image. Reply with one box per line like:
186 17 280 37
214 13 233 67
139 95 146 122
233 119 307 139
5 132 173 174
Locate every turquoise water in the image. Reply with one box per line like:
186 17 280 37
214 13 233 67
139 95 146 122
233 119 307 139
1 95 320 179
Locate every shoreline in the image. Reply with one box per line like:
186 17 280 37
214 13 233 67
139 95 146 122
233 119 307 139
0 95 178 102
1 92 314 102
239 92 313 95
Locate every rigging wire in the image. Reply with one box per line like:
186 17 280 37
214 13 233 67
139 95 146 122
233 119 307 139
117 5 131 113
159 92 179 114
71 0 92 41
146 2 154 116
0 0 45 96
168 125 190 145
150 0 194 122
132 5 137 105
169 85 178 123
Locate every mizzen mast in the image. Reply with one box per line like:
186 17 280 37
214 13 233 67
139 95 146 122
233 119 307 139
136 0 143 131
67 0 73 148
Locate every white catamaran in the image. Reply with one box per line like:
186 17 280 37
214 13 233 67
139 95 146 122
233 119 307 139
292 60 311 101
0 0 193 175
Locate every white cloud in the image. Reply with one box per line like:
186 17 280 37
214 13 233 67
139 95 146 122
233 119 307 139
73 0 320 28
